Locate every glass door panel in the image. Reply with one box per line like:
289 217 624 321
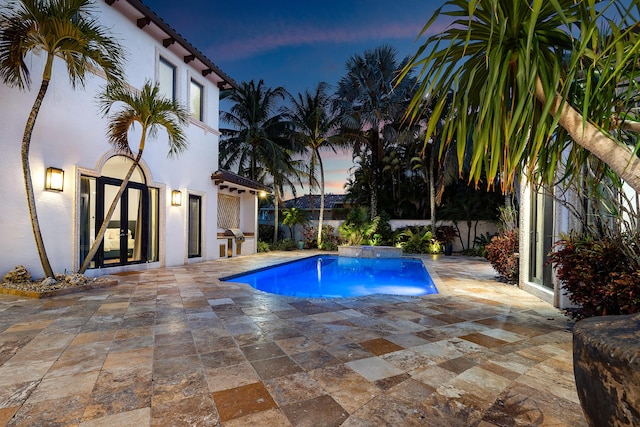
128 187 143 263
103 183 123 265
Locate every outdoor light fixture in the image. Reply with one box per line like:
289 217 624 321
171 190 182 206
259 191 267 198
45 167 64 191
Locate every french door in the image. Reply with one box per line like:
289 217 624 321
529 187 554 288
96 177 149 266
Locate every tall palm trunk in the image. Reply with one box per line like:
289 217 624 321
22 75 54 278
273 187 280 244
370 132 381 218
429 152 436 228
78 131 147 273
317 153 325 247
535 78 640 193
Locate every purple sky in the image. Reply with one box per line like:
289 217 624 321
143 0 446 197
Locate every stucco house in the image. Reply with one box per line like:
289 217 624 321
0 0 266 278
519 184 577 308
519 177 638 309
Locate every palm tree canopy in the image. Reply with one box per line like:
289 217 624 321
334 45 417 217
335 45 415 135
220 79 290 181
284 82 346 189
0 0 125 89
78 80 188 274
402 0 640 191
98 80 188 157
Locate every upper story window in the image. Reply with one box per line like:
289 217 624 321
190 79 203 121
158 57 176 101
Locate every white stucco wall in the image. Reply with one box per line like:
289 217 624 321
519 179 583 309
0 0 230 278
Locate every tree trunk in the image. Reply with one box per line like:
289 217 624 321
22 77 55 278
429 152 437 228
535 78 640 193
273 187 280 245
317 153 325 247
370 132 381 218
78 133 146 274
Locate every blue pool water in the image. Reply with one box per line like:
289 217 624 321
221 255 438 298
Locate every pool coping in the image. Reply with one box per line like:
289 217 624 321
219 253 447 301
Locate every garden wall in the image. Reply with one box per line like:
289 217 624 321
303 219 498 252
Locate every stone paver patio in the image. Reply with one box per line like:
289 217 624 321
0 252 586 426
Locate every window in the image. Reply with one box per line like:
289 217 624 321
188 194 202 258
189 79 203 121
158 57 176 101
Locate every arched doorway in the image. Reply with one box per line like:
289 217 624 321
80 156 159 269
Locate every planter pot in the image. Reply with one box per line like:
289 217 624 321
444 243 453 256
297 241 304 250
573 312 640 427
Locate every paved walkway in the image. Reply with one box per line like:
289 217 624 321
0 252 586 426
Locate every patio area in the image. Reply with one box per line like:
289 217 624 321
0 252 586 426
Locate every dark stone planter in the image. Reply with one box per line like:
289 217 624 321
444 243 453 256
573 312 640 427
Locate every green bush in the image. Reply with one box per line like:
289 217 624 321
548 233 640 320
271 238 297 251
465 232 497 258
258 224 274 242
485 230 519 283
394 226 442 254
319 240 338 251
257 241 270 253
338 208 392 246
302 224 341 249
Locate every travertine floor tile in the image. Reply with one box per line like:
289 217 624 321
0 253 585 426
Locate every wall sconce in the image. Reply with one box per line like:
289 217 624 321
259 191 267 198
171 190 182 206
45 167 64 191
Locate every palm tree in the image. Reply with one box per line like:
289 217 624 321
220 80 289 181
401 0 640 193
334 45 416 218
0 0 124 278
282 207 309 241
262 148 305 244
78 80 187 273
283 82 344 246
220 79 306 244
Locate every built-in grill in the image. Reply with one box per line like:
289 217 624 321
223 228 244 257
224 228 245 242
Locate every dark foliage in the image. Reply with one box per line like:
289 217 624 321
485 230 519 283
548 233 640 320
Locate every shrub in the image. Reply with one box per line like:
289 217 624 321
548 233 640 320
257 241 270 253
338 208 392 246
258 224 274 242
302 224 341 250
319 240 338 251
466 232 497 258
436 225 458 245
271 238 297 251
394 226 442 254
485 230 519 283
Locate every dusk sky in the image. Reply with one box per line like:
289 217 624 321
143 0 446 198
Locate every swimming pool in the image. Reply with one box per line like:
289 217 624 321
221 255 438 298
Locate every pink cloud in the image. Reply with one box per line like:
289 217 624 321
213 19 452 62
